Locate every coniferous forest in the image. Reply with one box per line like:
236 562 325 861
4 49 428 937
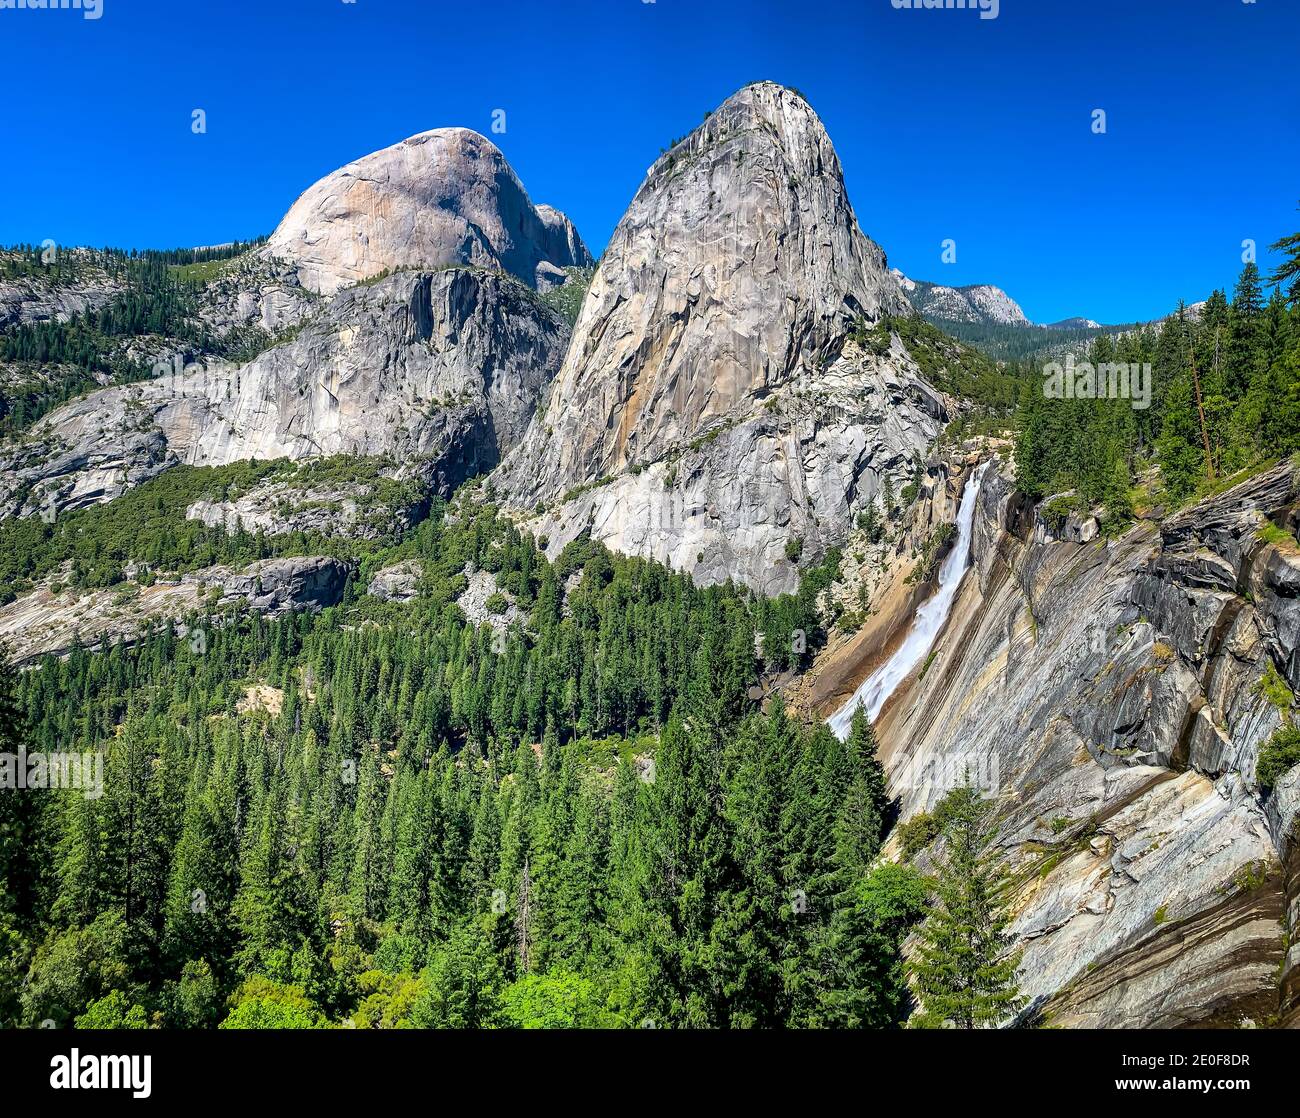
0 491 927 1029
1012 226 1300 523
0 215 1296 1032
2 0 1298 1049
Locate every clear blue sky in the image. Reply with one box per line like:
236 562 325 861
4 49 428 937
2 0 1296 324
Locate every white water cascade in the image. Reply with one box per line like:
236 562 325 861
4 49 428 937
828 461 990 740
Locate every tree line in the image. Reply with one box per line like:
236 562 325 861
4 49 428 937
0 239 269 434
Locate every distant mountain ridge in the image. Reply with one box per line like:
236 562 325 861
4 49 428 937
890 267 1117 331
1045 315 1103 330
891 269 1033 327
891 268 1214 362
894 267 1209 334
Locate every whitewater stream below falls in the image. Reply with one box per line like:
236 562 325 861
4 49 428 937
828 461 990 740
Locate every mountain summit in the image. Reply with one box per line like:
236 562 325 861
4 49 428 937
1 132 586 520
494 82 940 593
263 128 592 295
892 269 1032 326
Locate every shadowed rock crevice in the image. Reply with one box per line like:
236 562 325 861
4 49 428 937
0 268 571 520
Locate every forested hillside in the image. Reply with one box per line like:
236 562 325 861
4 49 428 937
1014 219 1300 525
0 239 269 434
0 488 933 1029
2 212 1295 1030
928 317 1127 362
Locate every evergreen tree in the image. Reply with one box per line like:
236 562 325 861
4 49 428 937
834 708 890 887
818 862 928 1028
1156 354 1210 503
907 786 1024 1029
1269 204 1300 306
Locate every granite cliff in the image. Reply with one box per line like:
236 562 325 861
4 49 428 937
494 82 944 595
262 127 592 295
3 81 1297 1030
814 454 1300 1028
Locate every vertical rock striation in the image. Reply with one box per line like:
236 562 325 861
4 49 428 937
0 268 571 518
865 457 1300 1027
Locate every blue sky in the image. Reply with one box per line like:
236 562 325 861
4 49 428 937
1 0 1296 323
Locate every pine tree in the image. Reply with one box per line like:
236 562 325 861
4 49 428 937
819 862 928 1028
638 702 734 1027
550 779 611 970
1268 204 1300 306
907 785 1024 1029
1013 367 1051 497
409 918 505 1028
1156 353 1209 503
713 711 789 1027
834 708 889 886
0 648 47 927
1226 261 1264 399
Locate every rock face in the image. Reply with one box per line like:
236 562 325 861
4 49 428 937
535 205 590 279
0 265 121 330
0 556 351 664
214 556 351 617
262 128 593 295
186 472 422 543
193 254 317 339
1 268 571 519
182 268 569 484
367 560 424 603
517 346 944 594
861 458 1300 1028
456 567 523 633
1 129 588 521
494 82 940 594
892 269 1032 326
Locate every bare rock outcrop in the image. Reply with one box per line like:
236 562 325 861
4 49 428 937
0 260 122 330
213 555 351 616
185 469 423 543
494 82 937 593
261 128 592 295
367 560 424 603
864 458 1300 1027
456 567 522 633
194 254 318 339
0 268 571 520
0 555 351 664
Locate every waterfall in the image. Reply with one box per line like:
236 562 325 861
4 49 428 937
828 461 990 739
